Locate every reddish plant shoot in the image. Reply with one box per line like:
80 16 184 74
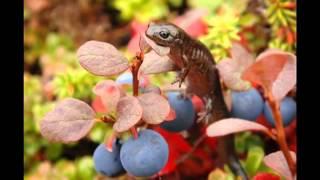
242 49 297 176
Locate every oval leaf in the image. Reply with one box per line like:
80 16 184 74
206 118 269 137
77 41 129 76
216 43 254 91
92 80 121 113
263 151 296 180
138 93 170 124
242 49 288 92
113 96 143 132
40 98 96 143
142 85 162 94
139 50 178 75
256 49 296 100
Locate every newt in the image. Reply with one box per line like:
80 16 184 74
145 22 248 179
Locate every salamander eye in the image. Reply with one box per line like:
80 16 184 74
159 31 169 39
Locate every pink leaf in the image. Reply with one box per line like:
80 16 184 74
92 80 122 113
216 43 254 91
256 49 296 100
206 118 269 137
263 151 296 180
139 50 177 75
77 41 129 76
141 34 170 56
127 21 148 54
242 50 288 92
113 96 143 132
40 98 96 143
138 93 170 124
142 85 162 94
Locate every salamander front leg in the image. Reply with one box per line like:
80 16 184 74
171 67 190 88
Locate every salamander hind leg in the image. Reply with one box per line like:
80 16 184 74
197 95 213 124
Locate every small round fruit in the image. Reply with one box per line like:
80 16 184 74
160 92 195 132
120 129 169 177
231 88 264 121
115 72 148 86
264 97 296 127
115 72 133 85
93 141 125 177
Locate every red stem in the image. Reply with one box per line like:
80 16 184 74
105 132 117 152
129 52 144 139
266 91 296 176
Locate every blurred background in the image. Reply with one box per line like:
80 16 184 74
24 0 296 179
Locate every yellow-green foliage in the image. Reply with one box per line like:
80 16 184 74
53 69 102 100
266 0 296 52
112 0 169 23
199 5 240 62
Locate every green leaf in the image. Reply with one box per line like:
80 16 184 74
283 9 296 18
55 160 77 180
266 4 277 17
168 0 183 7
188 0 223 12
75 156 95 180
89 123 113 143
46 143 63 160
277 10 288 26
244 146 265 176
208 168 234 180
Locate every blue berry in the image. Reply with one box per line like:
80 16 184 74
264 97 296 127
160 92 195 132
93 141 125 177
120 129 169 177
231 88 264 121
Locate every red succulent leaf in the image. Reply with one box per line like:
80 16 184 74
178 148 214 177
253 172 281 180
154 127 192 175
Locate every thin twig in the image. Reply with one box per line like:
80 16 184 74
266 91 296 176
130 51 144 139
175 134 206 164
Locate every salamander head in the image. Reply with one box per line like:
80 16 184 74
145 22 180 47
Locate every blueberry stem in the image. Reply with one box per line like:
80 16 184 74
266 90 296 176
105 132 117 152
